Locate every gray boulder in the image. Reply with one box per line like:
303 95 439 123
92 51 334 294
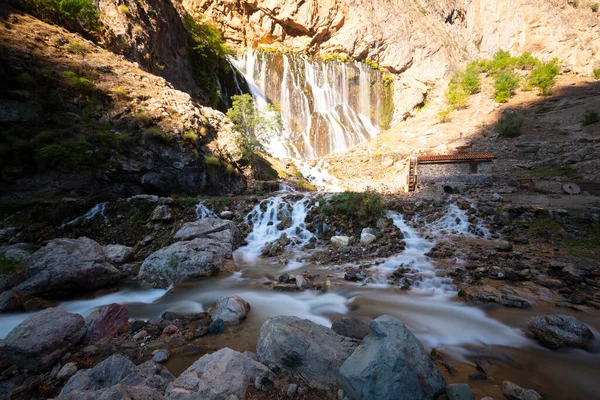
165 347 273 400
150 205 172 221
60 355 173 397
85 303 129 344
331 317 372 340
331 236 350 247
256 316 359 390
173 218 241 248
210 294 250 325
0 307 86 371
103 245 133 265
528 314 595 349
446 383 475 400
0 238 121 311
56 362 79 381
138 238 235 288
503 381 542 400
339 315 446 400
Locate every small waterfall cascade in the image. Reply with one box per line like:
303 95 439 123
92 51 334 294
195 201 217 219
60 202 108 228
229 51 391 159
374 211 454 293
237 195 315 261
422 203 491 238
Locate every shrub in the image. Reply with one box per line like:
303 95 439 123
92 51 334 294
494 71 520 102
183 130 199 143
445 80 469 108
528 60 560 96
592 3 598 12
437 107 452 123
142 128 169 144
205 155 220 166
118 4 130 14
37 138 94 170
593 68 600 80
111 87 129 100
514 52 540 70
0 256 23 275
496 113 524 137
325 192 384 221
25 0 101 32
582 110 599 126
226 163 235 174
461 65 481 94
67 40 88 56
62 70 94 93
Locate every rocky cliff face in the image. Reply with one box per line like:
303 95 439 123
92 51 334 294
184 0 600 118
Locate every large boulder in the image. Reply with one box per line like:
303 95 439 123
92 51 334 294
459 282 557 309
59 354 173 397
256 316 360 390
0 238 121 311
138 238 235 288
0 307 86 371
173 218 242 248
210 295 250 325
527 314 595 349
85 303 129 344
165 347 273 400
103 245 134 265
339 315 446 400
331 317 372 340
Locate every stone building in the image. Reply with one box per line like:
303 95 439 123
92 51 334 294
416 153 495 184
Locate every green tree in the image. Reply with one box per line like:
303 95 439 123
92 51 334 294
528 59 560 96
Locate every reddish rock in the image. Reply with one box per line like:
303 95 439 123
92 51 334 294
85 303 129 344
163 324 179 335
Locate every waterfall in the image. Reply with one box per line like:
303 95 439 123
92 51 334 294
195 201 217 219
229 51 387 160
60 202 108 228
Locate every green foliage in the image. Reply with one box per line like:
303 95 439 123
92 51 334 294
437 107 452 123
528 166 579 178
67 40 88 56
528 60 560 96
226 94 280 164
62 70 94 94
461 65 482 94
445 78 469 108
205 155 220 166
380 74 394 129
514 52 540 70
494 71 520 103
324 192 384 221
183 130 200 143
297 178 316 192
592 3 598 12
0 256 23 275
134 111 152 128
226 163 235 174
118 4 130 14
364 59 382 71
594 68 600 80
143 128 169 144
581 110 599 126
25 0 101 32
495 113 524 137
37 137 95 170
111 87 129 101
184 13 232 107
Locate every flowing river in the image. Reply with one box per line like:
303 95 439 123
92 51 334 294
1 193 598 399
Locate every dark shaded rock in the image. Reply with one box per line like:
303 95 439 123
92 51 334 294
339 315 446 400
331 317 372 340
208 318 224 335
446 383 475 400
256 316 359 390
165 347 274 400
0 307 86 371
527 314 595 349
85 303 129 344
503 381 542 400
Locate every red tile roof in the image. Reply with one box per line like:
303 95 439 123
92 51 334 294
417 152 495 162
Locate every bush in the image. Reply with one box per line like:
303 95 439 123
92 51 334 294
25 0 101 32
0 256 23 275
37 137 94 170
205 155 220 166
514 52 540 70
528 60 560 96
496 113 525 137
226 163 235 174
593 68 600 80
118 4 130 14
461 65 482 94
143 128 169 144
437 107 452 123
112 87 129 101
445 80 469 108
67 40 88 56
325 192 383 221
592 3 598 12
62 70 94 94
183 130 199 143
494 71 520 102
582 110 599 126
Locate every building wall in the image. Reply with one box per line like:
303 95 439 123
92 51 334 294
417 161 493 184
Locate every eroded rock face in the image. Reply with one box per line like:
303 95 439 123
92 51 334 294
165 347 274 400
528 314 595 349
0 238 121 312
85 303 129 344
138 238 235 288
256 316 359 390
339 315 446 400
0 307 86 371
210 294 250 325
459 282 558 308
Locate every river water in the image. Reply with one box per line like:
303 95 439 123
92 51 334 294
1 194 599 399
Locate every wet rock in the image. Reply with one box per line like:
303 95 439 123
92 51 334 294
0 307 86 371
503 381 542 400
360 228 377 244
210 294 250 325
345 268 366 282
331 236 350 247
446 383 475 400
173 217 242 248
459 283 557 308
0 238 121 312
138 238 235 288
150 205 172 221
331 317 372 340
527 314 595 349
220 210 234 219
133 330 148 341
208 318 225 334
165 347 274 400
153 350 169 364
56 362 78 381
257 316 359 390
494 240 513 252
339 315 446 400
162 325 179 335
295 275 307 290
262 233 291 257
103 245 133 265
85 303 129 344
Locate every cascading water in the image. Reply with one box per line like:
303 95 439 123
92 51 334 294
229 51 389 160
60 202 108 228
195 201 217 219
421 203 491 238
373 211 454 293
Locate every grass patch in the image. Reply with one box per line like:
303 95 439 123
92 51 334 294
183 130 200 143
205 155 220 167
581 110 599 126
0 256 24 275
143 128 169 144
297 178 316 192
437 107 452 123
495 113 524 137
528 166 579 178
321 192 383 221
594 68 600 80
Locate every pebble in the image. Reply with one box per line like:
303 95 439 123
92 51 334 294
133 330 147 341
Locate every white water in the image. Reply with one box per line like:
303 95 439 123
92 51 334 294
416 202 491 238
195 201 217 219
230 51 383 160
60 202 108 228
